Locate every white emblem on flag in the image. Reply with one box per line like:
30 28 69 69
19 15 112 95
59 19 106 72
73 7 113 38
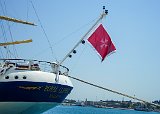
100 37 108 49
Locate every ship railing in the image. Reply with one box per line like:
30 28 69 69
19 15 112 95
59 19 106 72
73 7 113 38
0 59 69 76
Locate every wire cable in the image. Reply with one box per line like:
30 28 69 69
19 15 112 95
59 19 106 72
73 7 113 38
53 17 97 47
30 1 57 61
0 0 18 58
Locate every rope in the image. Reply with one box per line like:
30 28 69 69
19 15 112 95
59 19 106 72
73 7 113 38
53 17 97 47
70 46 87 74
67 75 160 107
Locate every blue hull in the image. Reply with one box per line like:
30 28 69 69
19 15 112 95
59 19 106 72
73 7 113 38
0 81 73 103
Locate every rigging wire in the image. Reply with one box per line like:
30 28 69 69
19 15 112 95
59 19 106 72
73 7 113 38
0 0 18 58
4 46 17 58
0 21 12 58
30 1 57 61
0 1 7 58
26 0 29 21
69 45 87 74
31 17 97 60
0 23 6 58
53 17 98 47
4 2 18 58
6 22 18 58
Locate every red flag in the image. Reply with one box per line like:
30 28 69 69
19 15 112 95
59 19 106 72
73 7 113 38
87 24 116 61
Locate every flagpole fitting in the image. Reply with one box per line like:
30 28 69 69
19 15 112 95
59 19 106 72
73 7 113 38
103 6 105 10
102 6 108 18
81 40 85 44
103 6 105 14
103 6 108 14
105 10 108 15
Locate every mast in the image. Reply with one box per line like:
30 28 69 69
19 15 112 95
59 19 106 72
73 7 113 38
0 16 36 26
59 6 108 65
0 39 32 46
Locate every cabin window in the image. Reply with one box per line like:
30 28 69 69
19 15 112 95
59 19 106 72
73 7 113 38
23 76 27 79
5 76 9 79
15 75 18 79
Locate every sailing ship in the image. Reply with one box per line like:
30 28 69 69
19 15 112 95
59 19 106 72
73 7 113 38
0 5 74 114
0 58 73 114
0 2 111 114
0 4 107 114
0 37 73 113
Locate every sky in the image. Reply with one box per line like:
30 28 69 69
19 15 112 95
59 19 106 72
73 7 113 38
0 0 160 102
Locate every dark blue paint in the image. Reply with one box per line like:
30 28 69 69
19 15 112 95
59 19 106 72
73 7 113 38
0 81 73 103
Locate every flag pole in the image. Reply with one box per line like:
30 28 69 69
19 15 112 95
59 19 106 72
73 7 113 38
59 6 108 65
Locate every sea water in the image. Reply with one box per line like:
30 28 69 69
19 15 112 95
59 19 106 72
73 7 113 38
43 105 159 114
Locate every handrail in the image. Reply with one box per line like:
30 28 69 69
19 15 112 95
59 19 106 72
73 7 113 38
0 58 69 73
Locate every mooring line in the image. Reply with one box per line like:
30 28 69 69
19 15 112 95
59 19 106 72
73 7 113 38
68 75 160 107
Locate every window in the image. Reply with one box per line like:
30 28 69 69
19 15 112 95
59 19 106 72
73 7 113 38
15 75 18 79
23 76 27 79
5 76 9 79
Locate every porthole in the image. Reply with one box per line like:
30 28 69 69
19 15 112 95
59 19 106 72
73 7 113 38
23 76 27 79
5 76 9 79
15 75 18 79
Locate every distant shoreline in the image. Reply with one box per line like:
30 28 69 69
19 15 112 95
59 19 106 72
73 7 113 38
62 99 160 113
